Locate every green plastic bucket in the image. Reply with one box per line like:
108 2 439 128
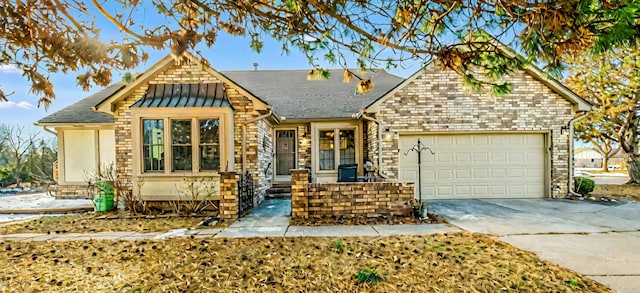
94 193 114 212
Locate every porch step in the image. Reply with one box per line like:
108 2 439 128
266 182 291 199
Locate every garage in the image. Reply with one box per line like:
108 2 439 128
398 133 546 199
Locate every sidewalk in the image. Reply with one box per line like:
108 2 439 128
0 197 459 241
0 224 460 241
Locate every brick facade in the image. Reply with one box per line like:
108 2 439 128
113 57 273 205
291 169 414 218
370 64 574 198
256 119 273 204
296 124 312 169
54 184 91 199
219 172 238 221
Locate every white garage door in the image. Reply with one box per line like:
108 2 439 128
398 134 546 199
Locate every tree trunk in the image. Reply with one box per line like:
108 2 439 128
629 156 640 184
601 155 609 172
13 159 21 188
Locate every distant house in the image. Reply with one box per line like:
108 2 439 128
574 148 603 169
575 148 628 170
36 48 591 203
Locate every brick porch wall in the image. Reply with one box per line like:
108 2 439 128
290 169 413 218
374 64 575 198
54 184 91 199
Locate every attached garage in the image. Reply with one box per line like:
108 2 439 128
398 133 547 199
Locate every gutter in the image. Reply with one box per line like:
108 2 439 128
33 122 58 135
360 112 387 179
241 109 273 174
567 111 590 197
42 126 58 136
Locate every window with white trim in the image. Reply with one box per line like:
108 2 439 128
141 117 221 173
318 128 356 171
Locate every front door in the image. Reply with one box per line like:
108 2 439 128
275 130 296 181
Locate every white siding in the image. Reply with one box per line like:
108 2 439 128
64 130 96 182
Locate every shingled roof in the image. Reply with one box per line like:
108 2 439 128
37 69 403 124
221 69 403 120
36 82 124 124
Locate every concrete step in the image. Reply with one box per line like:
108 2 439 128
267 187 291 194
265 193 291 199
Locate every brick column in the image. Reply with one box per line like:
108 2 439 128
291 169 309 218
219 172 238 221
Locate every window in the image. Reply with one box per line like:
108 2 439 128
319 130 335 170
318 128 356 171
199 119 220 171
339 130 355 165
143 119 164 172
172 120 192 171
140 117 221 173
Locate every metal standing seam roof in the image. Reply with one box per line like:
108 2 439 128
131 83 231 108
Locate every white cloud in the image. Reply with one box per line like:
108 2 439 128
0 64 20 74
0 101 36 110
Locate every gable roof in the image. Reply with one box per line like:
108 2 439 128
36 82 124 125
221 69 403 120
365 44 592 113
93 52 270 114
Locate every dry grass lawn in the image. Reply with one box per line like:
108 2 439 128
592 183 640 202
0 233 610 292
0 213 208 234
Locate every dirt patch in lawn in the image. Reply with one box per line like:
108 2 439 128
592 183 640 202
291 213 445 226
0 213 213 234
0 233 610 292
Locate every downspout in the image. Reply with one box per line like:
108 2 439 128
242 109 272 174
361 113 387 178
567 111 589 197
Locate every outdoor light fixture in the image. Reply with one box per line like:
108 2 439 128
560 125 570 134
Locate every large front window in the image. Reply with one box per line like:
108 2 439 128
141 118 220 173
318 128 356 171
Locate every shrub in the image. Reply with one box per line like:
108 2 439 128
574 177 595 195
355 268 383 285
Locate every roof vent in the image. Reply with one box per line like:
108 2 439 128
253 62 259 71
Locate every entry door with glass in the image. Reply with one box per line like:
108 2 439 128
275 130 296 181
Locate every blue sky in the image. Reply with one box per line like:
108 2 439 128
0 31 419 131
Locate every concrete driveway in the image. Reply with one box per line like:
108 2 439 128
430 199 640 293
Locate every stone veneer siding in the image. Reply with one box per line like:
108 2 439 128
114 57 273 205
290 169 414 218
373 65 575 198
